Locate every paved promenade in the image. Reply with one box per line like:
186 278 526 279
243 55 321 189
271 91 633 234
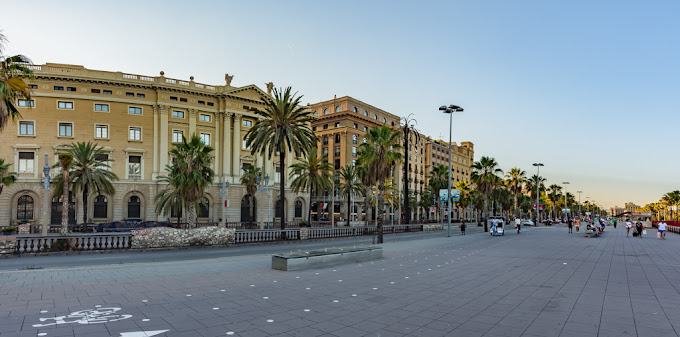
1 225 679 336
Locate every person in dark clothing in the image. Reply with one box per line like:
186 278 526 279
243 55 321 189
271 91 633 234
460 221 466 235
567 217 573 233
636 221 643 238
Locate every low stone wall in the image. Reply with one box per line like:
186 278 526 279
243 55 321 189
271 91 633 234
0 236 16 255
423 224 444 231
131 227 235 249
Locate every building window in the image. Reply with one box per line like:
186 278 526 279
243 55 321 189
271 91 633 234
198 198 209 218
129 107 142 115
353 107 358 113
312 126 317 131
18 152 34 173
198 100 205 105
383 118 386 123
17 195 34 220
363 137 367 143
58 101 73 109
374 114 378 120
103 90 112 95
172 110 184 118
18 99 34 107
95 124 108 139
29 84 37 89
335 122 340 127
129 127 142 141
323 124 328 130
322 147 328 156
95 104 109 112
363 127 368 132
93 195 108 218
54 86 64 91
180 98 187 102
136 93 145 98
199 114 211 122
352 146 357 157
324 108 329 115
352 134 358 144
128 156 141 179
364 111 368 116
295 200 303 218
313 111 318 116
91 89 101 93
335 106 340 112
170 96 178 101
127 196 141 218
334 146 340 156
334 159 341 169
335 134 341 143
126 92 134 97
354 123 358 129
67 87 76 92
172 130 184 143
207 102 214 106
200 133 211 145
242 136 250 150
19 121 34 136
242 120 253 127
323 136 328 145
58 123 73 137
96 153 109 162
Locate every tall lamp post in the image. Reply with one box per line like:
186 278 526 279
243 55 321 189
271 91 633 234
576 190 582 218
42 154 51 236
562 181 570 219
439 104 464 237
532 163 544 224
218 174 230 228
256 170 270 229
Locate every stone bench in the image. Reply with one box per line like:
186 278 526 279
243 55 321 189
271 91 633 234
272 246 383 271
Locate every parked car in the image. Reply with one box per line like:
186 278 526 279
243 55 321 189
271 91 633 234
523 219 535 226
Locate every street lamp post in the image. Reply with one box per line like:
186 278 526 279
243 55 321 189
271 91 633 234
562 181 570 219
532 163 544 224
256 170 270 229
577 191 582 218
439 104 464 237
42 154 51 236
218 174 230 228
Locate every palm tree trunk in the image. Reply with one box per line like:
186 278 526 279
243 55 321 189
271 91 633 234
307 186 313 225
279 152 286 238
483 192 489 232
514 193 518 217
82 186 89 232
187 202 196 228
347 194 352 226
377 181 385 244
60 170 69 236
249 196 254 226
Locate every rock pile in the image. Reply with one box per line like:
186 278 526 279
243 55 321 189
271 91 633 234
131 227 236 249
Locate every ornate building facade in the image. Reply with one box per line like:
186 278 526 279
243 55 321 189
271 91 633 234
0 63 308 226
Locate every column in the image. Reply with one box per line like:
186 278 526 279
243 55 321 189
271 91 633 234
222 113 232 177
152 105 159 179
232 113 241 178
159 105 169 171
213 111 220 181
188 109 197 136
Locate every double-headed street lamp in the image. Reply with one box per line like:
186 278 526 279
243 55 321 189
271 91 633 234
562 181 570 219
532 163 544 223
256 169 270 229
439 104 464 237
218 174 230 228
576 190 582 218
42 154 51 236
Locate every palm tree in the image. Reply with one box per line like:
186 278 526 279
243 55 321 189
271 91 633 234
355 160 372 226
168 134 214 228
454 180 471 220
289 148 333 224
0 32 34 131
0 158 17 198
357 125 403 243
419 191 434 221
504 167 526 217
154 168 184 224
400 114 420 224
664 190 680 220
51 142 118 227
547 184 562 220
240 165 262 226
471 156 503 232
245 87 315 234
525 174 546 221
428 164 448 222
337 165 365 225
55 153 73 235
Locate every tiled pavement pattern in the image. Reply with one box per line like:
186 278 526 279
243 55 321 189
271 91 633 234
1 225 679 336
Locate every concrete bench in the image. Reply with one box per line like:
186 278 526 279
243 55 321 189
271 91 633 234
272 246 382 271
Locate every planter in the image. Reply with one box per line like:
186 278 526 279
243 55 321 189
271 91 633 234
1 230 13 236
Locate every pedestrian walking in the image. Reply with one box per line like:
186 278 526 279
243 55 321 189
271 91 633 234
636 221 644 238
613 218 617 229
575 218 581 232
625 219 632 237
658 221 666 239
515 217 521 234
567 217 573 233
460 221 466 235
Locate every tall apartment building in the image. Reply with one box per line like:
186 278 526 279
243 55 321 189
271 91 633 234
0 63 308 226
423 139 474 220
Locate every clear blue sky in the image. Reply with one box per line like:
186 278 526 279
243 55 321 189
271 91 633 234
4 0 679 208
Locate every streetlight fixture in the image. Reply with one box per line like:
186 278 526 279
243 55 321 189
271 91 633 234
576 191 582 218
42 154 51 236
218 174 230 228
562 181 570 219
255 169 270 229
532 163 544 224
439 104 464 237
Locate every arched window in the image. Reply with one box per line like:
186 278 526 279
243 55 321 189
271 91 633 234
198 198 209 218
382 118 386 123
241 195 256 223
295 200 303 218
128 196 141 218
353 107 358 113
335 106 340 112
374 114 378 120
323 108 329 115
17 195 34 220
313 111 317 116
364 111 368 116
93 195 108 218
275 199 284 218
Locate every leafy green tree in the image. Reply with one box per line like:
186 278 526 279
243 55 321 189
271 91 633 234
504 167 526 217
154 169 184 224
471 156 503 231
0 158 17 198
289 148 333 224
336 165 365 225
0 32 34 131
240 165 262 226
454 180 471 220
167 134 214 227
428 164 448 222
419 191 434 221
245 87 315 233
357 125 403 243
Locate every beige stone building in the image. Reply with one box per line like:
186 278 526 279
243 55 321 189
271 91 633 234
423 139 474 220
0 63 308 226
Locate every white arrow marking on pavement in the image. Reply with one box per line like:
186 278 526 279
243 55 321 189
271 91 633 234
119 330 169 337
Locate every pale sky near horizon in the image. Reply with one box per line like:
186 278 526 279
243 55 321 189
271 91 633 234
3 0 678 209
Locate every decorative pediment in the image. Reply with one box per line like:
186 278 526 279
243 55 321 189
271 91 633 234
225 85 268 102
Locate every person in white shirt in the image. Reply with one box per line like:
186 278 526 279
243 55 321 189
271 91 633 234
658 221 667 239
515 217 521 234
625 219 633 237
